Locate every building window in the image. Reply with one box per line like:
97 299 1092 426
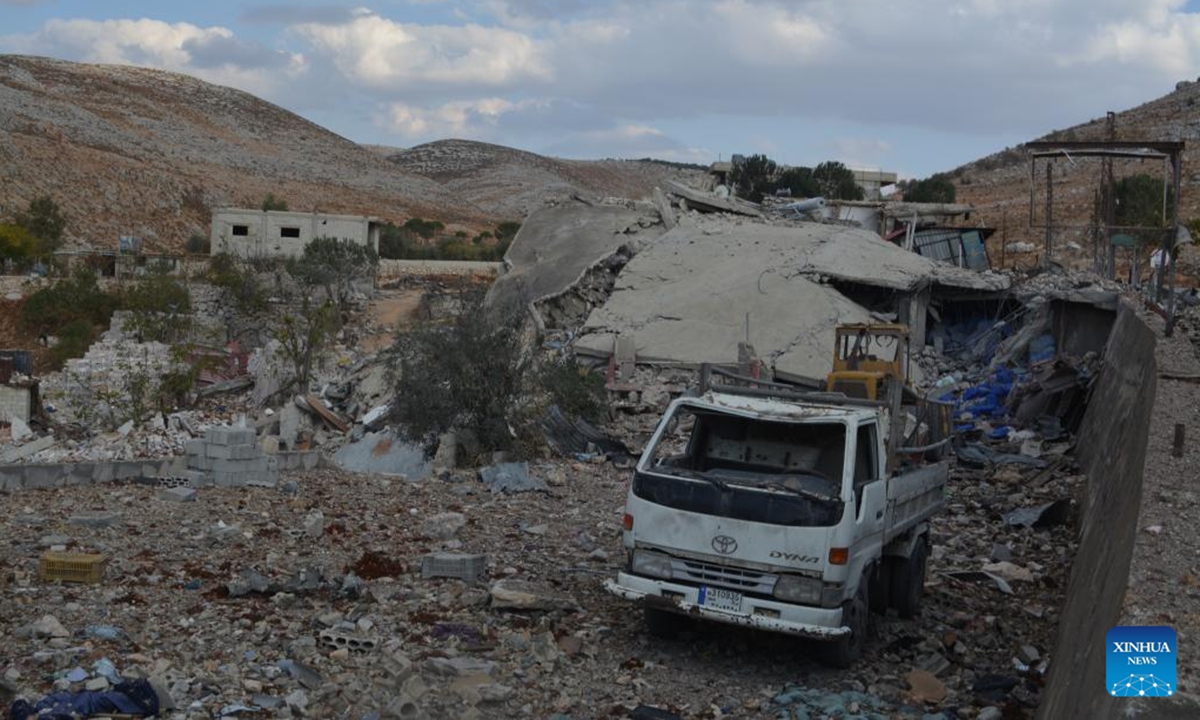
231 225 249 237
280 226 301 238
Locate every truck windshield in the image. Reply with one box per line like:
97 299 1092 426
636 407 846 527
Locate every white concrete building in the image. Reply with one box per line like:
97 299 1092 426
210 209 381 258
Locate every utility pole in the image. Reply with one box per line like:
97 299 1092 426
1103 111 1116 279
1045 162 1054 267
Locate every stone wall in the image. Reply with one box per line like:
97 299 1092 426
0 450 322 494
378 259 503 280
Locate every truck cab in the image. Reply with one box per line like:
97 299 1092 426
605 367 949 666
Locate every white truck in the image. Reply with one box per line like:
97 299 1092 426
605 337 950 667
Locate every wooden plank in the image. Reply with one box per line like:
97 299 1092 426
303 394 349 433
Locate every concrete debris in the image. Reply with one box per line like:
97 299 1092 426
421 512 466 540
158 486 197 503
478 462 546 493
9 416 32 442
489 578 579 611
486 199 666 328
332 430 429 478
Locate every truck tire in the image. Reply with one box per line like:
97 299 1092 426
890 536 928 618
644 607 683 638
816 581 868 668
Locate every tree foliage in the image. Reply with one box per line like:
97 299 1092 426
733 155 865 202
731 154 779 203
15 196 67 253
388 290 531 453
902 174 957 203
122 264 193 343
812 161 865 201
286 237 379 314
0 223 40 261
1115 174 1169 229
261 193 289 211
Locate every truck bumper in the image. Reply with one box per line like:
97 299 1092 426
605 572 849 640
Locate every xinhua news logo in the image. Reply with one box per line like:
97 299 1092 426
1106 626 1177 697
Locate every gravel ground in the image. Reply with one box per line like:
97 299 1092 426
1119 309 1200 716
1 447 1076 719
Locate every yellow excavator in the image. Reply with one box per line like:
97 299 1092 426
826 323 911 401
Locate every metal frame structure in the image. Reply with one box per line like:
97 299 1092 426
1025 139 1185 333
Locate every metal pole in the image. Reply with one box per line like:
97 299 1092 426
1045 162 1054 267
1165 150 1182 336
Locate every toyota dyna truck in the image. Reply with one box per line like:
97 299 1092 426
605 324 952 666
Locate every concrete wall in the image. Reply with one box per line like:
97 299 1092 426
211 209 378 259
378 259 503 280
0 451 323 494
0 385 33 424
1037 305 1157 719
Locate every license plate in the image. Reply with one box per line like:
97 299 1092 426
699 586 743 613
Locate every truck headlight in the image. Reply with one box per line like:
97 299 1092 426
631 550 673 580
773 575 822 604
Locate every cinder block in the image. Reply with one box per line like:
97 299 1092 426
159 486 197 502
319 629 379 654
206 443 261 461
212 470 243 488
205 427 257 447
421 553 487 581
212 456 268 473
187 455 215 471
184 439 206 456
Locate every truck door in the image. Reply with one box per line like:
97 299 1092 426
851 422 887 553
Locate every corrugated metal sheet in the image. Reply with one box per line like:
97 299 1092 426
0 350 34 376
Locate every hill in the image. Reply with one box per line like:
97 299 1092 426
0 55 488 253
947 79 1200 269
389 139 707 221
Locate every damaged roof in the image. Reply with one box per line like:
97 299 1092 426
573 219 1007 380
486 200 665 312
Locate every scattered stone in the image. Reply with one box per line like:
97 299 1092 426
904 669 946 704
1019 644 1040 664
158 487 197 503
68 511 121 528
489 578 579 611
25 615 70 639
9 416 32 442
422 512 467 540
981 561 1035 583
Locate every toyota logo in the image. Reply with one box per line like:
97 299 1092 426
711 535 738 555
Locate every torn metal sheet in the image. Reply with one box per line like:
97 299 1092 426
1004 499 1070 528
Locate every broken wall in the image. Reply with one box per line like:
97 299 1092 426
1037 305 1156 720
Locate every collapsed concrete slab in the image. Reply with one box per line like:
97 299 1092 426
574 220 1008 381
486 200 665 325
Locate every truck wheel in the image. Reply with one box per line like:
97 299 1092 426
890 537 928 618
644 607 683 638
816 582 868 668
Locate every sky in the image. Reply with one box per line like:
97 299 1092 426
3 1 1200 178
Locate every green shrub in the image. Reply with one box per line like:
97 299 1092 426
537 356 607 424
20 267 117 340
122 266 192 343
185 233 210 254
49 319 96 369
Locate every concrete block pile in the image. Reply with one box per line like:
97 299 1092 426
186 425 279 487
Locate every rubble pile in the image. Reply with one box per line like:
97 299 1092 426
0 439 1080 719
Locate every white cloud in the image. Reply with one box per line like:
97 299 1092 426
294 13 549 91
383 97 547 137
0 18 306 95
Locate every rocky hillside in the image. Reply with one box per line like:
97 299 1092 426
0 55 488 253
389 139 708 221
949 78 1200 269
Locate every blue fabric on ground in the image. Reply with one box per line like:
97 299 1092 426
10 679 159 720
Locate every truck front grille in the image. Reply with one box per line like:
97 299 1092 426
668 557 777 594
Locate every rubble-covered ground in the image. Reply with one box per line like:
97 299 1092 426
1 445 1076 719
